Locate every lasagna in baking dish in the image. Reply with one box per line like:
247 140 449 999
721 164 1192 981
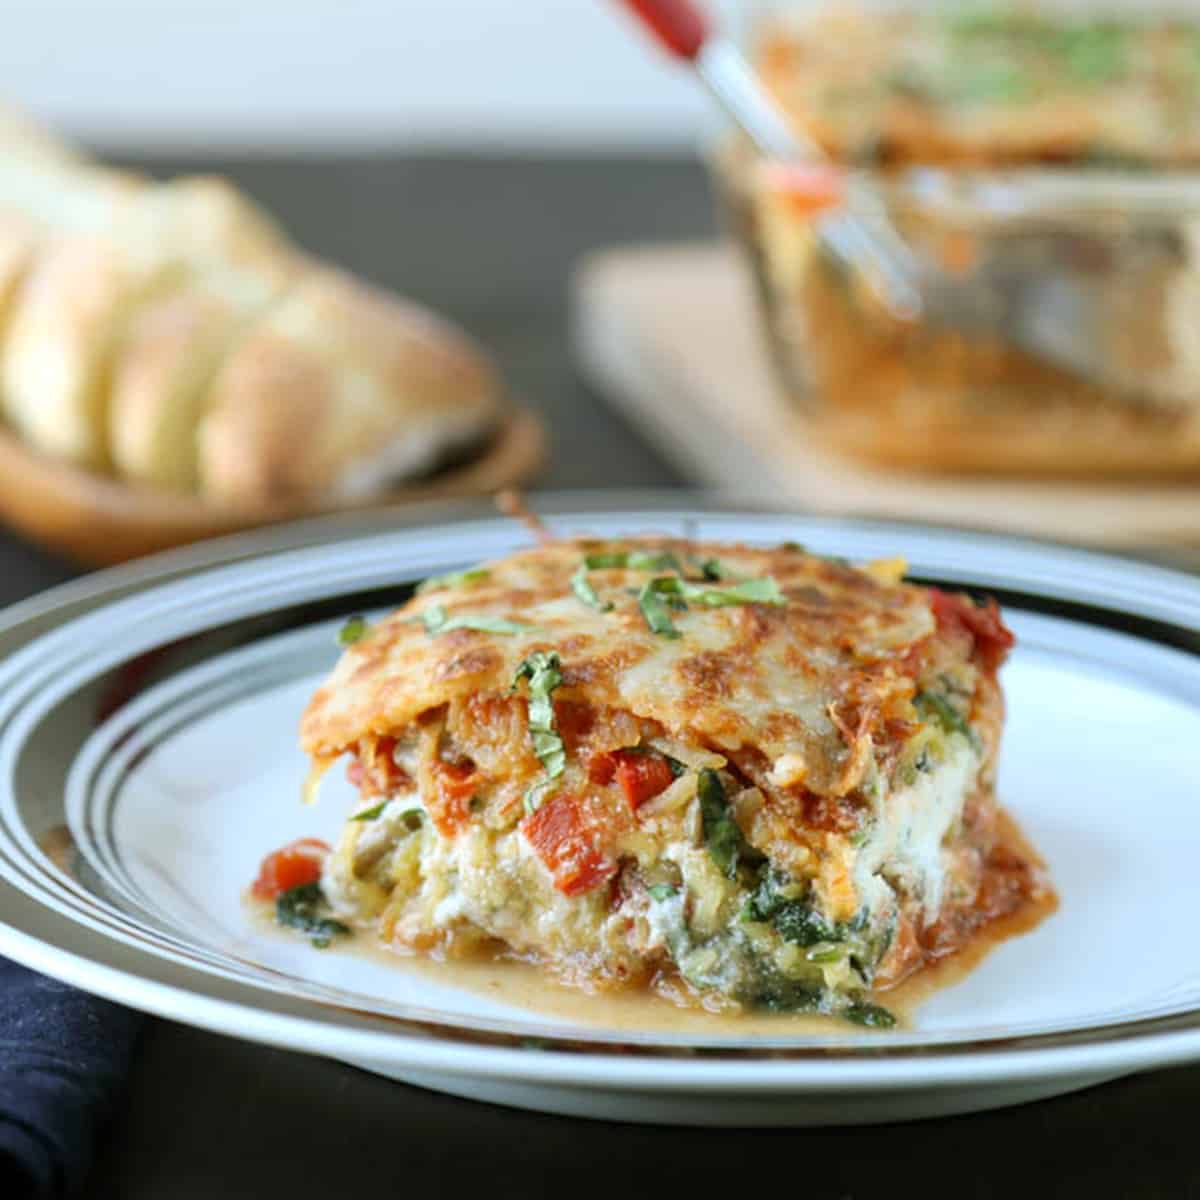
756 9 1200 168
298 538 1051 1024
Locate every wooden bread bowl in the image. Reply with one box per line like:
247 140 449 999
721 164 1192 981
0 406 544 566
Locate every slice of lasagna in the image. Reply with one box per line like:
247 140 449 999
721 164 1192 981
299 538 1052 1024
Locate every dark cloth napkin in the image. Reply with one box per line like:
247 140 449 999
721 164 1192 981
0 957 141 1198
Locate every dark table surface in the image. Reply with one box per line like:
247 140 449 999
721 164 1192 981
2 153 1195 1198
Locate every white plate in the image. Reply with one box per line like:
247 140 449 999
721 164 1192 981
1 497 1198 1126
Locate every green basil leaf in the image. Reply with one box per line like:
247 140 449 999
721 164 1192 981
694 557 727 581
417 604 537 637
416 566 490 594
337 616 370 647
679 576 785 607
513 651 566 807
350 802 387 822
523 775 558 815
637 578 683 639
636 573 784 636
647 883 680 901
583 550 685 575
570 563 613 613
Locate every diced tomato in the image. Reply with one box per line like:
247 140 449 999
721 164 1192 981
351 735 411 797
426 759 479 837
612 751 676 811
521 792 617 897
251 838 330 900
930 589 1015 673
554 701 595 753
587 749 675 810
588 751 617 786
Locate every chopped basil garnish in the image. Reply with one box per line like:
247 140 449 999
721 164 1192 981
637 574 784 638
577 550 784 636
350 801 387 822
570 563 613 613
523 775 558 816
915 690 980 751
275 882 350 949
417 604 537 637
575 550 685 616
513 651 565 812
583 550 685 574
637 578 683 639
337 616 370 646
679 577 784 607
693 557 726 581
416 566 490 594
647 884 680 901
697 769 742 879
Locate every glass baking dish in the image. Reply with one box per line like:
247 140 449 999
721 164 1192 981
716 4 1200 476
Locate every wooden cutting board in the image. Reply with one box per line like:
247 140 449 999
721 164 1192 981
571 241 1200 550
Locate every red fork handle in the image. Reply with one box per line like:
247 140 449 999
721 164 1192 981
616 0 710 61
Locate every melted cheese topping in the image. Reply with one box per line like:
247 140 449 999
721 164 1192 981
302 538 935 799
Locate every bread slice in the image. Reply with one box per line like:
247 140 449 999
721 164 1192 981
0 106 86 167
119 175 288 273
2 171 291 470
0 212 37 324
0 108 505 501
197 264 501 505
1 235 180 467
108 259 294 490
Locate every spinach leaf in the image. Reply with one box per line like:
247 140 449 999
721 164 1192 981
915 690 980 751
745 869 841 947
275 883 350 949
746 979 822 1014
697 769 742 879
843 1002 896 1029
